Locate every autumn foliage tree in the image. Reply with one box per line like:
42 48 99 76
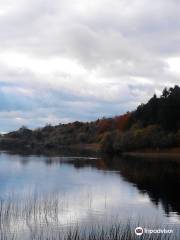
114 113 131 132
97 118 113 133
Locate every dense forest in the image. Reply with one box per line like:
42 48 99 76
1 85 180 153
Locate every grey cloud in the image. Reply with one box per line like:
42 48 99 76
0 0 180 131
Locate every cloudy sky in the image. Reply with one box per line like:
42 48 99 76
0 0 180 132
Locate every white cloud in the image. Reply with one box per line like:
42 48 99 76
167 57 180 76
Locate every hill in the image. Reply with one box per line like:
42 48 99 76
1 85 180 153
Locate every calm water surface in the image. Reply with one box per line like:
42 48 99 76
0 151 179 238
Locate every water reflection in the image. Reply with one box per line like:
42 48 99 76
0 151 179 238
60 155 180 219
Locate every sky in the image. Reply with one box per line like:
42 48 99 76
0 0 180 132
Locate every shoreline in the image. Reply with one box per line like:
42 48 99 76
122 148 180 159
2 140 180 158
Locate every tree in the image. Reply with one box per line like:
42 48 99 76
162 87 169 98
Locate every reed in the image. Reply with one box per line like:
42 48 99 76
0 197 178 240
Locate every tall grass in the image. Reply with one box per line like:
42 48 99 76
0 196 179 240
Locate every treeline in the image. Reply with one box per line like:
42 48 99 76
102 85 180 153
1 85 180 153
134 85 180 130
0 113 131 150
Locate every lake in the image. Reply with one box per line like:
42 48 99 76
0 151 179 239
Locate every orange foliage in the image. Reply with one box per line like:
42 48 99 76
97 119 112 133
114 113 131 132
97 113 131 134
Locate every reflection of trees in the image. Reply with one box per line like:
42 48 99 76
111 156 180 216
6 150 180 217
111 157 180 216
62 156 180 217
